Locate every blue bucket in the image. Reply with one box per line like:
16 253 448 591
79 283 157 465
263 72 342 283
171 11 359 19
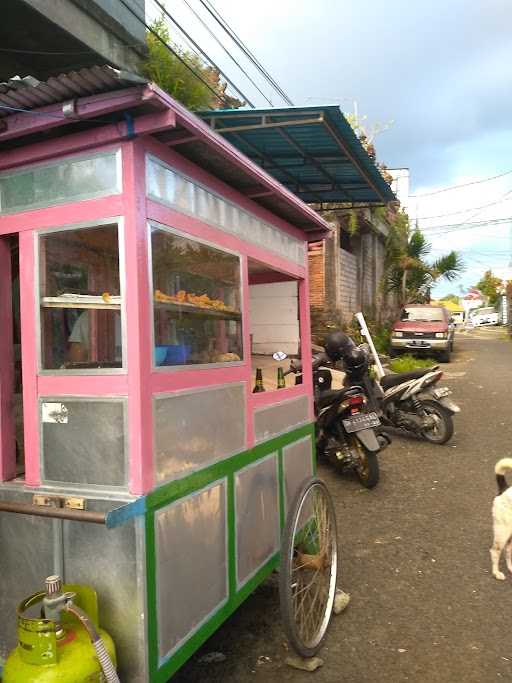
154 346 168 366
155 344 191 366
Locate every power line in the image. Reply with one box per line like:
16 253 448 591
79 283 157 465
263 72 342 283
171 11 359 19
416 194 512 221
0 102 124 125
423 216 512 236
116 0 231 108
422 189 512 235
150 0 256 107
0 46 104 56
178 0 275 107
199 0 290 104
410 169 512 198
198 0 294 106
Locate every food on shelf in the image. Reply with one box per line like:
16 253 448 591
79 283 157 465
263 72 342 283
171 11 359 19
154 289 238 313
212 352 241 362
42 292 121 306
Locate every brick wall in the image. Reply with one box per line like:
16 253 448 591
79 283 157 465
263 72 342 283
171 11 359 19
308 242 325 308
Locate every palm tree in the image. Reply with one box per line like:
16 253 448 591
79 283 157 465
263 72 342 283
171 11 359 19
385 214 464 305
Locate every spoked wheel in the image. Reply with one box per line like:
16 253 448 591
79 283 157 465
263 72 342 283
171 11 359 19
350 436 380 489
420 400 454 444
280 477 338 658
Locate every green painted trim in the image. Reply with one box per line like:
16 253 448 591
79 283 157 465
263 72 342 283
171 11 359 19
147 423 314 511
145 509 159 681
145 422 315 682
227 473 237 598
277 448 285 532
311 431 317 475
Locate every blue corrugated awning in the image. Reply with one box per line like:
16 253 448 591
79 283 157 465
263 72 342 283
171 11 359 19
199 106 395 205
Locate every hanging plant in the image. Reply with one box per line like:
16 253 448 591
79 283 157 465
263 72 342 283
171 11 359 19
347 209 359 236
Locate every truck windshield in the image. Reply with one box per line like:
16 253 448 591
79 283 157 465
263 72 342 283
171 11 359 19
401 308 445 322
471 307 494 317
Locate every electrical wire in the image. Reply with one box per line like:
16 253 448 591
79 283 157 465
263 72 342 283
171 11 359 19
149 0 256 107
410 169 512 198
416 194 512 221
177 0 275 107
422 216 512 236
420 189 512 236
198 0 294 106
0 47 103 56
203 0 293 105
116 0 231 108
0 102 128 125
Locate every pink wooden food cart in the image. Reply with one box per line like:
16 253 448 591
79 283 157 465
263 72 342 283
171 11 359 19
0 67 336 681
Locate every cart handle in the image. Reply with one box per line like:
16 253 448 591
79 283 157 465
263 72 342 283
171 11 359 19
0 500 106 524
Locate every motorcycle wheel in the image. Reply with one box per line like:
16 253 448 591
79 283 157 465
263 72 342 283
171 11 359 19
420 400 454 444
350 436 380 488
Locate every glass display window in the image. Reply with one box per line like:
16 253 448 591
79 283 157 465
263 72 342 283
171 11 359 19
38 222 124 371
150 224 243 367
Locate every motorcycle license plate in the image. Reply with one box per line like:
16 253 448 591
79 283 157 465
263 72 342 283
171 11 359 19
342 411 380 433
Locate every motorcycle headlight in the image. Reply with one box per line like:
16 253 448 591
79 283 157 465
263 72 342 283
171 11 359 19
393 331 403 338
435 332 447 338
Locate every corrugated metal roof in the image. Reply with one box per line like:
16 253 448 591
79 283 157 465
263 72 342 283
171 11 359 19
0 65 146 119
0 72 329 235
199 106 395 205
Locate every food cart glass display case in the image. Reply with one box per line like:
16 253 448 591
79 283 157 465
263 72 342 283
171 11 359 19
0 75 329 682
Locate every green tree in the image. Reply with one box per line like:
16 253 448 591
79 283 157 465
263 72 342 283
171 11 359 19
476 270 502 306
385 212 464 304
142 16 243 111
440 293 461 304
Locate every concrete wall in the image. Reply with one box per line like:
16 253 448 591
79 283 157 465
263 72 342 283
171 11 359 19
249 282 299 355
308 214 398 327
73 0 146 45
339 248 359 321
13 0 146 75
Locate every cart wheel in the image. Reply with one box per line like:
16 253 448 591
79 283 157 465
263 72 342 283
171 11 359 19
279 477 338 658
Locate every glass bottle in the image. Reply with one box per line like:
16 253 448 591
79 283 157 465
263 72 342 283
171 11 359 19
277 367 286 389
252 368 265 393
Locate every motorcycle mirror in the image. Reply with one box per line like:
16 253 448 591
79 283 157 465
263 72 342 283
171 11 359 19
273 351 287 361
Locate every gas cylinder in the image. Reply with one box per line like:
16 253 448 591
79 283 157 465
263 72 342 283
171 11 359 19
3 576 117 683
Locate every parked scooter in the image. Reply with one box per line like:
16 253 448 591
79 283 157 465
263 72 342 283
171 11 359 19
371 366 459 444
355 313 460 444
278 331 390 488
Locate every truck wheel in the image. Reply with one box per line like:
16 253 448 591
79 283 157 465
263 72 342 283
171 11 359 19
439 348 450 363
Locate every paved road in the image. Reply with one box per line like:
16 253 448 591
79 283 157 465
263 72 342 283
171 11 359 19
174 329 512 683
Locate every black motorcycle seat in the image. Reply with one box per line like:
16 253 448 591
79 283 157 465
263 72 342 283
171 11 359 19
380 368 434 391
316 386 361 410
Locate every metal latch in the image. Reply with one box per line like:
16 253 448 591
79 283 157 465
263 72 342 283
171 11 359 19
32 495 86 511
32 494 61 508
64 497 86 511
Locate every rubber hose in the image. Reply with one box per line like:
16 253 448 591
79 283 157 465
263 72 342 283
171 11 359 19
64 603 120 683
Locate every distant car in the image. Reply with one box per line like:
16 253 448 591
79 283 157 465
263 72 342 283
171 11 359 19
390 304 454 363
468 307 499 326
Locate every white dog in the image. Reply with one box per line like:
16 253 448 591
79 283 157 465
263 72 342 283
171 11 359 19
490 458 512 580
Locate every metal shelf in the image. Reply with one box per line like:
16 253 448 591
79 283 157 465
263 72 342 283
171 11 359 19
154 299 241 321
41 296 121 311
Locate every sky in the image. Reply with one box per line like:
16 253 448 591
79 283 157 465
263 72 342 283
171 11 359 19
153 0 512 297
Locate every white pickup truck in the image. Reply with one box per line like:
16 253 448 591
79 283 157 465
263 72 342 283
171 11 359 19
468 307 499 326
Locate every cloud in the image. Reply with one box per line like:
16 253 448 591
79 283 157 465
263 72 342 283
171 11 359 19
410 171 512 295
211 0 512 188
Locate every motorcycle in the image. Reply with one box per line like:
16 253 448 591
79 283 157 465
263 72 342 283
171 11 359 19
278 331 390 489
372 367 459 444
354 312 460 444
